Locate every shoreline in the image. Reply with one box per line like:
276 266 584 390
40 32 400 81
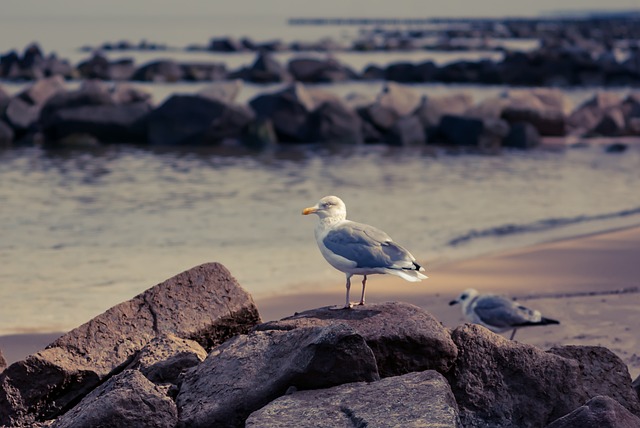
3 225 639 378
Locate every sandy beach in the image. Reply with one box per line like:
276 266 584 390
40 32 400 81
3 226 640 379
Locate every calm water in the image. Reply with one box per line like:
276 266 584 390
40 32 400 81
1 143 640 334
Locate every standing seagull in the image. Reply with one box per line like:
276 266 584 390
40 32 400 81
449 288 559 340
302 195 427 309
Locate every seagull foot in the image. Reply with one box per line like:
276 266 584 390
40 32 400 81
329 303 353 310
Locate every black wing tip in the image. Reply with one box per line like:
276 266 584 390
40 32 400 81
514 317 560 327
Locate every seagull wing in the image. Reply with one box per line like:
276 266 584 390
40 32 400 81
323 221 416 269
473 295 540 328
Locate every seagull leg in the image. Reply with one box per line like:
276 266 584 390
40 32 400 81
344 275 353 309
358 275 367 305
510 328 517 340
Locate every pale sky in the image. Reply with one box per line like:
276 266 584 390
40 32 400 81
2 0 640 18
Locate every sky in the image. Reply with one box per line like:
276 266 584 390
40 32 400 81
2 0 640 18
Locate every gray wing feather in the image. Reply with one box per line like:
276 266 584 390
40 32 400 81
323 222 413 269
473 295 539 328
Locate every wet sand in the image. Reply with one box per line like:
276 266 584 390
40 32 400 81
3 226 640 379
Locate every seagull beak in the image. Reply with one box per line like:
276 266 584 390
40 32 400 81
302 206 317 215
449 300 459 306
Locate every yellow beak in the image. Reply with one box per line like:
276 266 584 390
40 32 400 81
302 206 317 215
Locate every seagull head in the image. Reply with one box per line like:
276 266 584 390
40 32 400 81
302 195 347 221
449 288 479 306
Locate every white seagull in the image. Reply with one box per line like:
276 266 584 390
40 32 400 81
449 288 560 340
302 195 427 309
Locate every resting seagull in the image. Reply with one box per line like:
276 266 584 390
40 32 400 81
302 195 427 309
449 288 559 340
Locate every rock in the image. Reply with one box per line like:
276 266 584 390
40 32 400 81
77 53 112 80
107 58 137 81
197 80 243 104
287 57 355 82
181 62 227 81
503 122 541 149
51 370 177 428
447 324 586 428
126 334 206 385
568 93 623 134
376 82 422 117
548 345 640 416
256 302 457 378
0 262 260 426
0 348 6 373
147 95 251 145
109 83 153 105
415 93 474 128
39 87 115 132
249 84 339 142
388 115 426 146
508 88 574 115
546 396 640 428
593 108 626 136
209 37 244 52
384 60 438 82
234 52 289 83
41 102 151 143
306 99 363 144
5 96 41 132
241 118 278 149
246 370 462 428
0 120 14 145
439 115 485 146
21 75 66 106
500 91 567 136
360 103 400 133
132 60 184 82
633 375 640 399
0 86 10 114
176 324 379 428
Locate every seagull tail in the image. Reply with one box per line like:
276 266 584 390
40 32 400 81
387 269 428 282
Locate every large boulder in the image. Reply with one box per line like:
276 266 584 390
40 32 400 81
256 302 457 378
0 348 6 373
132 60 184 82
197 79 243 104
77 54 136 81
176 324 379 428
232 52 290 83
0 262 260 426
376 82 422 117
246 370 462 427
249 83 340 142
181 62 227 81
500 90 568 136
0 86 10 115
147 94 253 145
503 121 541 149
447 324 586 428
5 76 67 133
306 99 363 144
548 345 640 416
51 370 177 428
415 93 474 129
546 396 640 428
387 115 426 146
287 57 356 82
41 102 151 143
568 93 623 135
125 333 207 385
0 120 14 145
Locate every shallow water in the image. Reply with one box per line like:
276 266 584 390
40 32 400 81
1 143 640 334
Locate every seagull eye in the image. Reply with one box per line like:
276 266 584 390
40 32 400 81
461 294 468 300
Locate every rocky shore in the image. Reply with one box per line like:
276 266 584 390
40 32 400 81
1 262 639 427
1 74 640 149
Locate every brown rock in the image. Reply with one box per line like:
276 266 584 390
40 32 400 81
0 348 6 373
546 396 640 428
548 345 640 416
51 370 177 428
126 333 207 385
447 324 585 428
255 302 458 377
246 370 462 427
176 324 379 428
0 262 260 426
415 93 474 127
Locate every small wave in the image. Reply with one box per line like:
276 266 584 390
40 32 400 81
448 206 640 246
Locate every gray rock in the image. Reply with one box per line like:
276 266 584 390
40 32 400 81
546 396 640 428
376 82 422 117
568 93 623 134
0 348 6 373
181 62 227 81
0 262 260 426
197 80 243 104
593 107 626 136
0 86 10 115
256 302 457 378
147 95 251 145
126 334 207 385
52 370 177 428
41 102 150 143
501 102 567 136
21 75 66 106
633 375 640 400
132 60 184 82
287 57 355 83
503 122 541 149
176 324 379 428
246 370 462 428
415 93 474 128
388 115 426 146
361 103 400 132
548 345 640 416
0 120 14 145
439 115 485 146
307 99 363 144
5 96 41 132
447 324 585 428
235 52 289 83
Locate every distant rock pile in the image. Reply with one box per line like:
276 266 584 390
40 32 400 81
1 262 639 427
2 76 640 149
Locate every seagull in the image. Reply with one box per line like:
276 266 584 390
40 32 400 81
449 288 560 340
302 195 427 309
